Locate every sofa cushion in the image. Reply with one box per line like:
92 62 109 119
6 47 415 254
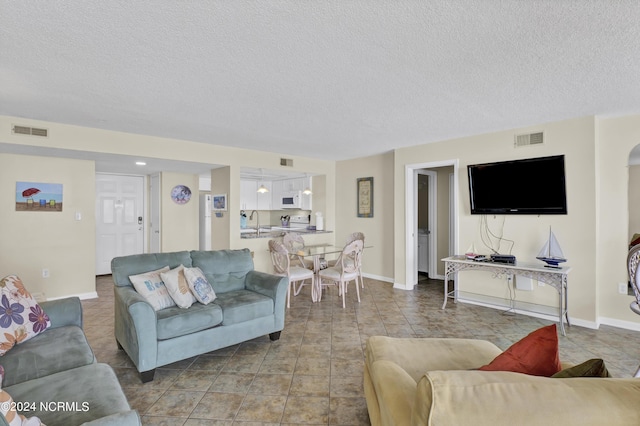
414 370 640 425
0 325 95 388
478 324 561 376
365 336 503 382
214 289 273 325
184 267 217 305
6 363 134 426
552 358 611 378
0 275 51 356
129 266 176 311
156 303 223 340
161 265 197 309
190 249 253 294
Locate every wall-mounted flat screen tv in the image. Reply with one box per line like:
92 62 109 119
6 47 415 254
467 155 567 215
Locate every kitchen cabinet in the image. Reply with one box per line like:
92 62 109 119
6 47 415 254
273 177 312 210
256 181 272 210
240 180 257 210
241 180 272 210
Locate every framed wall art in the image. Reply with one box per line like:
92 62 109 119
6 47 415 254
15 182 63 212
212 193 227 211
357 177 373 218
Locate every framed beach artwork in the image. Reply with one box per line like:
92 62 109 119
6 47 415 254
212 193 227 211
357 177 373 218
16 182 63 212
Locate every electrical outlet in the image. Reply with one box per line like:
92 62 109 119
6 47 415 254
42 269 49 278
619 282 628 294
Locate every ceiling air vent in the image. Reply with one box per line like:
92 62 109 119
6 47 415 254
12 125 48 138
514 131 543 148
280 158 293 167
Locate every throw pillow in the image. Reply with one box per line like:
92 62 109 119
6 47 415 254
183 267 216 305
0 275 51 356
160 265 196 309
129 266 176 311
478 324 561 377
0 388 45 425
551 358 611 378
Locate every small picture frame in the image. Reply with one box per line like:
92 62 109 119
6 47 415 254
212 193 227 211
357 177 373 218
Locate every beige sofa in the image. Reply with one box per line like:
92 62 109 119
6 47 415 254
364 336 640 426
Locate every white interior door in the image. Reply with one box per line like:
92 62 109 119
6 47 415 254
95 174 145 275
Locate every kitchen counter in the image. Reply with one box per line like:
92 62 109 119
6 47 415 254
240 227 332 239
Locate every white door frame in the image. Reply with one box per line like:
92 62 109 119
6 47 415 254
405 159 459 290
416 170 437 279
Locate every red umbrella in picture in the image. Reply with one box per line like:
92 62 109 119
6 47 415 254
22 187 40 200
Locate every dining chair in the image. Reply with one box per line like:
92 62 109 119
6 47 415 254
283 232 314 270
627 244 640 377
318 239 363 308
328 232 365 288
269 239 315 308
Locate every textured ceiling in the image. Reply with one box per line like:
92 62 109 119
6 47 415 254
1 1 640 163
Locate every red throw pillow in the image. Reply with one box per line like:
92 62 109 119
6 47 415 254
478 324 561 376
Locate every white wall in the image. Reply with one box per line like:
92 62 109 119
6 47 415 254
394 116 599 324
160 172 200 252
335 152 395 282
0 153 96 299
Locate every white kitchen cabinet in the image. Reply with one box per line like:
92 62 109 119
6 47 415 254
270 177 312 210
241 180 272 210
256 181 272 210
240 180 257 210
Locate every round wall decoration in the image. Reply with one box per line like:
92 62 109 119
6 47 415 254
171 185 192 204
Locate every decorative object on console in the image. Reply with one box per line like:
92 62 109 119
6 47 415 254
0 275 51 356
537 227 567 268
170 185 192 204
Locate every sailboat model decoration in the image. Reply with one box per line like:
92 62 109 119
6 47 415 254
536 228 567 268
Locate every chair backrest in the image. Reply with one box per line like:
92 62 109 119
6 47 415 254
628 244 640 303
269 239 290 275
340 239 364 274
283 232 305 252
346 232 365 245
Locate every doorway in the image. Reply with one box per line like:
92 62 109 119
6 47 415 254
95 174 145 275
405 160 458 289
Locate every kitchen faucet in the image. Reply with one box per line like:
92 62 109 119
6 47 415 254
249 210 260 234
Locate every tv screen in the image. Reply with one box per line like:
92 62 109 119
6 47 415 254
467 155 567 215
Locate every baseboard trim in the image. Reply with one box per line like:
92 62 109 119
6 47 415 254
362 272 394 284
46 291 98 301
598 316 640 332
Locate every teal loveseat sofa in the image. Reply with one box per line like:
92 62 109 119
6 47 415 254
111 249 288 382
1 297 140 426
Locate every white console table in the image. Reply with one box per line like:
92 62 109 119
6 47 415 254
442 256 571 335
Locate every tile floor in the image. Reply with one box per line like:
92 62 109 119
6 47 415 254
82 274 640 425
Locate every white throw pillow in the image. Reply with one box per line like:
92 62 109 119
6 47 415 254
161 265 196 309
129 266 176 311
184 267 216 305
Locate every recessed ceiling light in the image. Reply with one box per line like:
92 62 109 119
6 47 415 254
135 161 146 166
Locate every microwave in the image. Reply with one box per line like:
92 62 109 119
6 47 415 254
280 191 302 209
